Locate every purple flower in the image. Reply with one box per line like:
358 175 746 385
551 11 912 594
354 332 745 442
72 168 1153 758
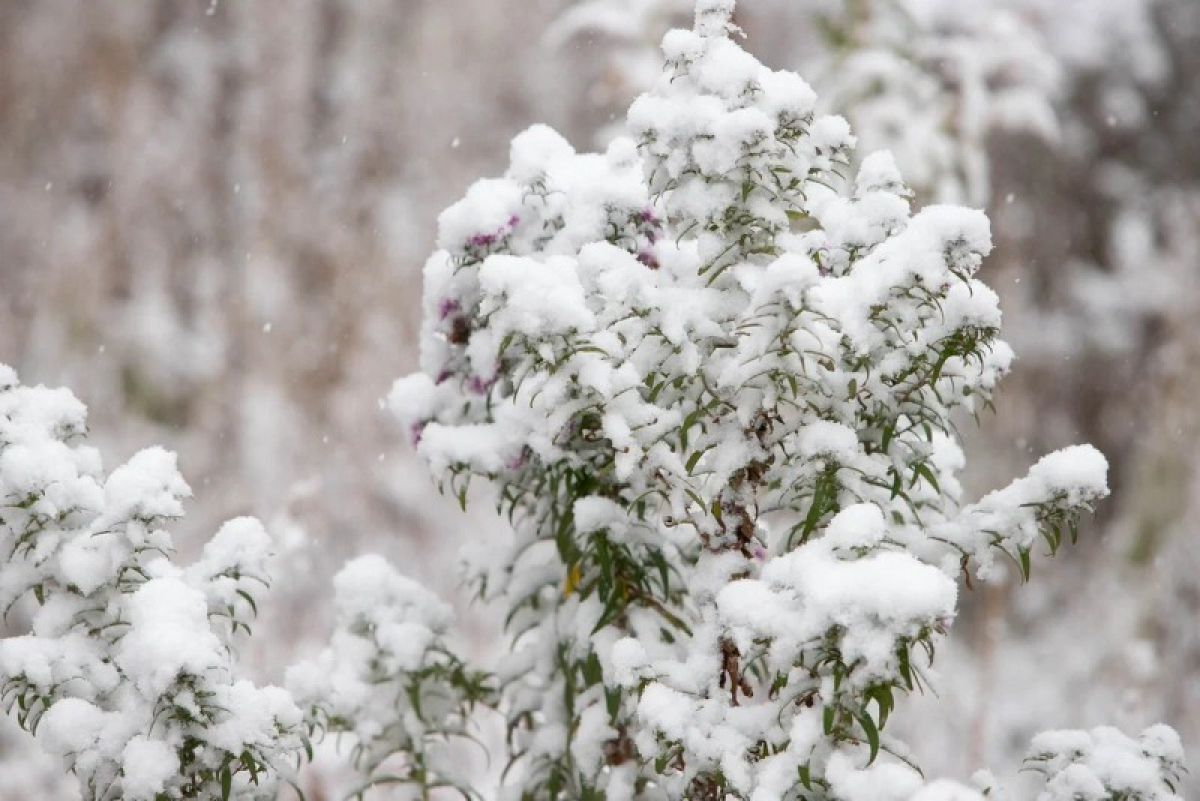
634 207 661 227
409 421 426 448
467 374 496 395
438 297 461 320
637 250 660 270
506 449 529 471
466 215 519 251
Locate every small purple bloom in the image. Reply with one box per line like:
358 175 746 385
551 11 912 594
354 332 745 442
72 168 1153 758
467 374 497 395
467 216 519 251
637 250 660 270
409 421 426 448
506 449 529 471
438 297 461 320
634 207 662 227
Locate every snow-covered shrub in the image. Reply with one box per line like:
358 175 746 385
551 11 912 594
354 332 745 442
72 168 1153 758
0 365 487 800
287 554 493 798
0 365 306 799
390 1 1184 799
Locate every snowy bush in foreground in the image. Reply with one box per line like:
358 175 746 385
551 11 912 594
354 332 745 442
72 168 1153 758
389 1 1184 799
0 365 482 799
0 366 487 796
0 365 305 799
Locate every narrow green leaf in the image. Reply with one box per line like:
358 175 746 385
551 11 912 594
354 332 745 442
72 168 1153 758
858 711 880 764
914 462 940 493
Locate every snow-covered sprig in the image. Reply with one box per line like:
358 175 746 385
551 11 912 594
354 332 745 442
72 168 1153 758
0 366 307 800
389 2 1179 799
1024 725 1186 801
287 555 494 799
938 445 1111 583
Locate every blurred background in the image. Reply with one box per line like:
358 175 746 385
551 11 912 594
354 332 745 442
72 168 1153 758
1 0 1197 797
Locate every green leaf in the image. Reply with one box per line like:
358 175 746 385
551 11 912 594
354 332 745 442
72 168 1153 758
914 462 940 493
582 652 603 686
235 589 258 618
680 408 703 452
798 763 812 789
897 647 914 690
652 552 670 595
868 685 894 728
595 535 613 590
685 447 711 475
796 476 831 547
858 710 880 764
605 686 621 720
592 594 622 634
